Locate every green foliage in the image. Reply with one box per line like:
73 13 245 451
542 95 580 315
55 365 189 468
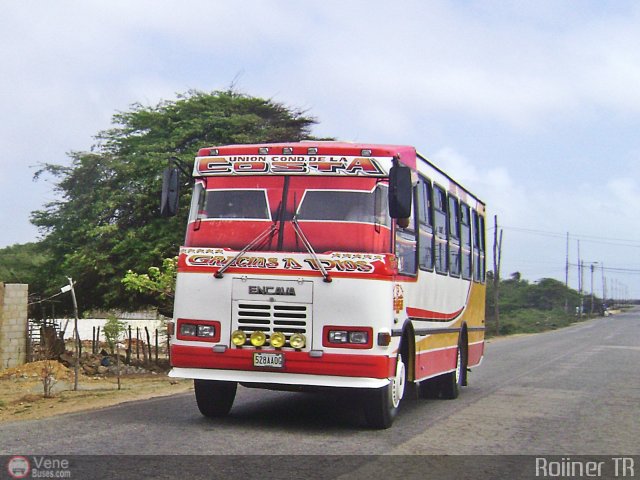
0 243 50 292
103 315 126 354
122 257 177 317
492 308 579 336
486 271 596 336
30 90 319 313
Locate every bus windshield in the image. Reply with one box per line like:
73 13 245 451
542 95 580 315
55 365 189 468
185 176 392 254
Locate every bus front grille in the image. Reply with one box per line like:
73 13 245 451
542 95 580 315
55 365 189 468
233 301 311 349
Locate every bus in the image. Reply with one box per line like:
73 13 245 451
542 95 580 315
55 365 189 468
162 142 486 429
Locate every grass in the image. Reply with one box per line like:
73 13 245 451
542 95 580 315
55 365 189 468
486 308 590 337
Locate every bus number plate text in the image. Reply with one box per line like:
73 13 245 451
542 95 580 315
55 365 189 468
253 352 284 368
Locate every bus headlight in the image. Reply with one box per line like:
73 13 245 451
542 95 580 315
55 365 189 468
197 324 216 338
324 326 373 348
231 330 246 346
250 331 267 347
289 333 306 349
180 323 197 337
348 331 369 344
328 330 349 343
270 332 286 348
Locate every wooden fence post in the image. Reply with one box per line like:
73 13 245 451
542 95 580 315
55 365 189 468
145 326 152 365
126 325 132 364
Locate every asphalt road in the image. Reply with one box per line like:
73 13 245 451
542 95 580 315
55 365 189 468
1 308 639 478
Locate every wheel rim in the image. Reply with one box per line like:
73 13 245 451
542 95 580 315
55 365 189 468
391 355 406 408
454 347 462 384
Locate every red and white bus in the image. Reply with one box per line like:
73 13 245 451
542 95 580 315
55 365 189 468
163 142 486 428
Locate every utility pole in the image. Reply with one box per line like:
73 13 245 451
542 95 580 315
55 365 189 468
601 262 606 307
564 232 569 313
580 260 584 316
577 241 583 316
61 278 80 391
492 215 503 335
590 263 596 315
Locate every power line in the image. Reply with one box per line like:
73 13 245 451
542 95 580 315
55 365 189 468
499 225 640 248
27 289 66 306
568 262 640 275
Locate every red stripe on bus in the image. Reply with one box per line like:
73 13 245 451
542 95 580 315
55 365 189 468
406 306 464 321
415 346 458 380
171 345 393 379
468 341 484 367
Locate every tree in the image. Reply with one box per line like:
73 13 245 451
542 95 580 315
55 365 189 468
0 243 50 291
122 257 177 317
31 90 319 312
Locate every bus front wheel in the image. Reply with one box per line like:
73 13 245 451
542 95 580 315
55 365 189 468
364 352 406 429
194 379 237 418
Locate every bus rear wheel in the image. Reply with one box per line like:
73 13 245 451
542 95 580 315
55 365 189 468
440 343 466 400
364 352 406 429
194 379 237 418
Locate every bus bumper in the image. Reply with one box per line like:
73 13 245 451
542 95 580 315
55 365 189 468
169 367 390 389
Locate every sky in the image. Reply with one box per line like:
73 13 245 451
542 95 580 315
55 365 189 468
1 0 639 299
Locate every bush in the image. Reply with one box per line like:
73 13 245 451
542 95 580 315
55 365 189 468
103 315 126 354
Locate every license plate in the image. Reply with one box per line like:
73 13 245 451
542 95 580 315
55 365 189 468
253 352 284 368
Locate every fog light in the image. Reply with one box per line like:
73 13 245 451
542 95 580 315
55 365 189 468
349 331 369 344
328 330 349 343
289 333 306 349
197 324 216 338
270 332 286 348
180 324 197 337
250 331 267 347
231 330 246 346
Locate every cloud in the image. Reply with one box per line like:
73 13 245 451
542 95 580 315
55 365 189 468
429 146 640 284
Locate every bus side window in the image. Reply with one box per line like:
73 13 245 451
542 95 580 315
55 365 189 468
473 209 486 283
460 203 472 280
395 186 417 276
448 195 461 277
418 176 434 271
479 214 486 282
433 185 448 274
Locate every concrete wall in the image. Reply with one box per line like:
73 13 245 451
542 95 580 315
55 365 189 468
0 283 29 370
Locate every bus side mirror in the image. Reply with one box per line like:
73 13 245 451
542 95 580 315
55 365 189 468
388 164 412 226
160 167 180 217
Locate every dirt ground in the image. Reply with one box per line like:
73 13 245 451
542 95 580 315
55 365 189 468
0 360 192 424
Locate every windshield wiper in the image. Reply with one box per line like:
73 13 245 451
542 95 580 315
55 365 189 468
291 216 332 283
214 223 279 279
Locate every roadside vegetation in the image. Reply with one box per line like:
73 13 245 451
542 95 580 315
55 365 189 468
485 271 607 337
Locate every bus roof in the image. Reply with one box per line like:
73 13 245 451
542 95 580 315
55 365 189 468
197 142 417 167
195 142 484 207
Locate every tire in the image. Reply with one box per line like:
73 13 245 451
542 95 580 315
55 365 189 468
440 342 467 400
364 352 406 429
418 376 442 399
194 379 237 418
